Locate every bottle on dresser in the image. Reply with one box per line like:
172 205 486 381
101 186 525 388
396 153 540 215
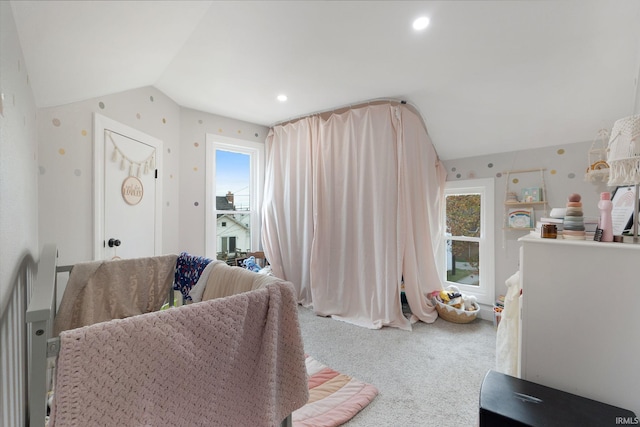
597 192 613 242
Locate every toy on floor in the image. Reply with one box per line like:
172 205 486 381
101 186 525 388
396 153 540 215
464 295 478 311
430 285 480 324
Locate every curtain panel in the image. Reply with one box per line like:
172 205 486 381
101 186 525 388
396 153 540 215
262 103 446 329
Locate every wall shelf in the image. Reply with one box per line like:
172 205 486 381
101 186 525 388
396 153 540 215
503 168 548 233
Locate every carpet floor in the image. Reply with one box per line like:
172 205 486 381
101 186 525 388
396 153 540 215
297 305 497 426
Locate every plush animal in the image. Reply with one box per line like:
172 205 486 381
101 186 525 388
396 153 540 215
464 295 478 311
242 256 261 273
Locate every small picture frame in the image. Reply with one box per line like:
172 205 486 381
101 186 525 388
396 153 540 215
611 186 637 235
521 187 543 202
508 207 534 228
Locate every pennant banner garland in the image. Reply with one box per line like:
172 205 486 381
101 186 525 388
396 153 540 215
107 131 156 178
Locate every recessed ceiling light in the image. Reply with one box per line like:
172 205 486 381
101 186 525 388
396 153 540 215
277 94 288 102
413 16 430 31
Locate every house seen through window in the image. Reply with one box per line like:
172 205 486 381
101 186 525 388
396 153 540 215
215 152 251 263
220 236 237 253
205 135 264 263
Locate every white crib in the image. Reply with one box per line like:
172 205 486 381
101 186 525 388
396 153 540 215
26 244 305 426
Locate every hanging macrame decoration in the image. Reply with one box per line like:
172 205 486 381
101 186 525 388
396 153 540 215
107 131 155 205
607 114 640 186
584 128 610 182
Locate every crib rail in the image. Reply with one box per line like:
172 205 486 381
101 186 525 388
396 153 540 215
26 243 58 427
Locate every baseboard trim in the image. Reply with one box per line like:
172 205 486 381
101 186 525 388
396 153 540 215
477 303 495 323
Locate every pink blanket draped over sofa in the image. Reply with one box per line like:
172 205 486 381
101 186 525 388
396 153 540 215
49 281 309 427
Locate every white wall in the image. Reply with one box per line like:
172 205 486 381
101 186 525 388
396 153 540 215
0 2 39 425
178 107 267 254
0 0 38 318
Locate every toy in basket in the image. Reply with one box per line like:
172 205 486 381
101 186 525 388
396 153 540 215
430 285 480 324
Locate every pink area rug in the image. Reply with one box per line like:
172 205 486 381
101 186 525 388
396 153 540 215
293 355 379 427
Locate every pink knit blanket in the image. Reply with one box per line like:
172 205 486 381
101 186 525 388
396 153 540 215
50 282 309 427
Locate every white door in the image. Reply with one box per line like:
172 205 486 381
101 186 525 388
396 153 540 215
94 114 163 260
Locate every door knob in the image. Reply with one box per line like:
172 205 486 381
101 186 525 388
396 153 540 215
108 238 121 247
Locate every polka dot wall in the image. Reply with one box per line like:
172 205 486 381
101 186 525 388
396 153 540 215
37 86 269 258
41 112 92 180
442 140 608 216
183 109 266 216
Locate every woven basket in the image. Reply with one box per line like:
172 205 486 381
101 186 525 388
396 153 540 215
434 298 479 324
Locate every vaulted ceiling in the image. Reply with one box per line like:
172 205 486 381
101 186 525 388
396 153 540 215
10 0 640 160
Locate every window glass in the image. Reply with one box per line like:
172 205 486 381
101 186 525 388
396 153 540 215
216 150 251 211
443 178 494 306
215 150 251 263
446 194 481 238
205 135 264 262
446 240 480 287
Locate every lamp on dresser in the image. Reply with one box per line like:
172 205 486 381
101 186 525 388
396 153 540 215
607 114 640 243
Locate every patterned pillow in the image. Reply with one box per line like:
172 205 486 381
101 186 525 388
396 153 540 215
173 252 212 300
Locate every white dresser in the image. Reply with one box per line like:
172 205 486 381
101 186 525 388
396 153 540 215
518 235 640 415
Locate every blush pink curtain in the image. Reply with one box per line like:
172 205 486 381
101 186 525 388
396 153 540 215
262 103 446 329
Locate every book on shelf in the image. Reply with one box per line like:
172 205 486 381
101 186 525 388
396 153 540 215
521 187 543 202
508 207 534 228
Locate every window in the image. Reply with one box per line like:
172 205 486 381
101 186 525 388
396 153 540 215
206 135 264 262
221 236 237 253
443 178 495 306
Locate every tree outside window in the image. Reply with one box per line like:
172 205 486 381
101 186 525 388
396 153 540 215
446 194 481 286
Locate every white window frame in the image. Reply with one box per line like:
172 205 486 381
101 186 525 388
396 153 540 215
205 134 264 259
442 178 495 306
